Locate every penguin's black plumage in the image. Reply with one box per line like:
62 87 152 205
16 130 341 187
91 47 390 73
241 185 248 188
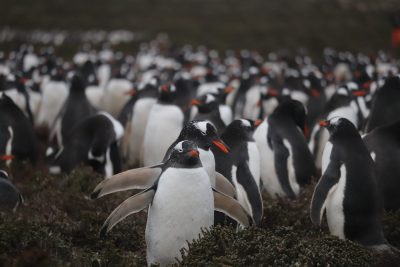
366 76 400 132
363 119 400 211
0 94 38 164
214 119 263 225
0 170 23 212
267 99 316 198
192 93 226 133
311 117 387 248
49 112 122 176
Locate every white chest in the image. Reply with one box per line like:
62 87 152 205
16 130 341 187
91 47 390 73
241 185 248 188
247 141 261 188
199 148 216 187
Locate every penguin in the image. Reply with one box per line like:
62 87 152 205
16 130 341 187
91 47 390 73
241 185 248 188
214 119 263 225
119 78 158 167
0 93 38 164
49 112 123 176
310 117 389 249
253 100 315 199
91 140 251 267
363 119 400 211
0 170 23 212
142 83 185 166
50 73 97 148
365 76 400 132
162 120 232 193
192 93 226 133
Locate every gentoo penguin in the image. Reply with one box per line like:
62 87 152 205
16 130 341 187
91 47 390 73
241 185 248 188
91 140 251 266
50 73 97 148
162 120 232 193
253 100 315 199
214 119 263 225
311 117 388 249
192 93 226 133
0 94 38 164
0 170 23 212
142 83 185 166
363 119 400 211
119 78 158 167
49 112 123 176
365 76 400 132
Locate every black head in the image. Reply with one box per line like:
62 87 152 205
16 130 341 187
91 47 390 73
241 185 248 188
319 117 359 140
0 170 9 180
223 119 259 141
158 83 177 102
273 99 308 137
167 140 202 167
69 73 86 92
191 93 220 113
179 120 229 153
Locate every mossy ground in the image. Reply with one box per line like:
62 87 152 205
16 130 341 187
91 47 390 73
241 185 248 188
0 161 399 266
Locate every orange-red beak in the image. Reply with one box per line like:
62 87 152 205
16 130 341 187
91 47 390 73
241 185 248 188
319 120 329 127
224 86 234 94
190 99 202 106
311 89 320 98
352 90 367 97
188 149 199 157
212 140 229 154
303 125 309 138
0 155 14 161
160 85 169 92
267 88 279 97
255 119 263 127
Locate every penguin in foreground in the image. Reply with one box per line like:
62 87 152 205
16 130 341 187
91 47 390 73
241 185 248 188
91 140 252 266
363 119 400 211
254 100 315 199
310 117 389 250
49 112 123 176
0 170 23 212
142 83 185 166
214 119 263 225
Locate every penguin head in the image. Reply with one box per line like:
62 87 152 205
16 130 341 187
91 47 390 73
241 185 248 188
69 73 86 92
168 140 201 167
319 117 359 139
179 120 229 153
0 170 8 180
223 119 257 141
274 99 309 137
158 83 177 102
191 93 219 113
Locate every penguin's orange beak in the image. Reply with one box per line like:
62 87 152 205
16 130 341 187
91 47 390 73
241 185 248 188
352 90 367 97
267 88 279 97
0 154 14 161
190 99 202 106
255 119 263 127
224 86 234 94
160 85 169 92
125 88 137 96
212 140 229 154
303 125 309 138
188 149 199 157
319 120 329 127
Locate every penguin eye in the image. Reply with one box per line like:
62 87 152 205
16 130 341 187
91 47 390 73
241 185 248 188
177 148 183 152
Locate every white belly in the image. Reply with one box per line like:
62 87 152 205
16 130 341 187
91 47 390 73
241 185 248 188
36 81 68 127
143 104 184 166
146 167 213 266
283 139 300 196
102 79 132 117
86 86 104 109
126 98 156 167
326 165 346 239
219 105 232 125
247 141 261 188
243 87 261 120
199 148 216 187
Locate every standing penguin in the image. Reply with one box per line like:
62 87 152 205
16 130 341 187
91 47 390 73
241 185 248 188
50 73 97 148
363 119 400 211
142 83 185 166
311 117 388 249
49 112 123 176
253 100 315 199
0 94 38 164
192 93 226 133
0 170 23 212
91 140 251 266
214 119 263 225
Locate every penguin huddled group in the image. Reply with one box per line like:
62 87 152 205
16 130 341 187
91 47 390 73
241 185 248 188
1 39 400 265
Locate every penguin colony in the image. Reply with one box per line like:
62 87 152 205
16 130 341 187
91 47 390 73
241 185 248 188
1 40 400 265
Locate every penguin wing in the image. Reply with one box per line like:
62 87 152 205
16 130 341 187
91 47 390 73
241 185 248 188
90 164 162 199
272 139 297 199
213 188 253 227
310 156 342 226
100 188 155 237
215 172 236 198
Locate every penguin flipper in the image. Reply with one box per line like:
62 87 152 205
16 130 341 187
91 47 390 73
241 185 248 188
100 188 155 237
215 172 236 198
310 159 341 226
90 164 162 199
213 188 253 227
273 140 297 199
